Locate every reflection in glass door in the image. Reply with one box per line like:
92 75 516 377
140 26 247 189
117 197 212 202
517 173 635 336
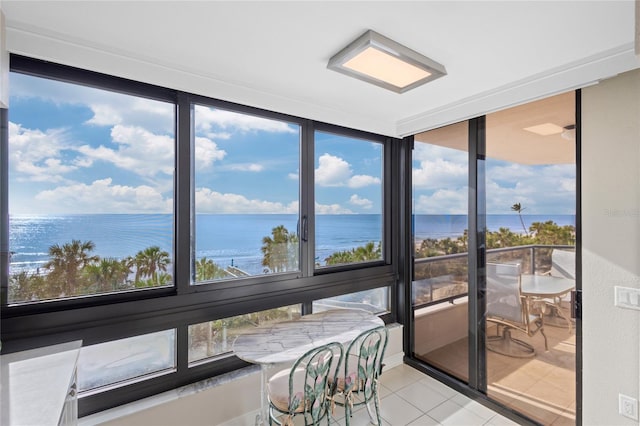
484 92 576 424
412 121 469 382
410 91 577 425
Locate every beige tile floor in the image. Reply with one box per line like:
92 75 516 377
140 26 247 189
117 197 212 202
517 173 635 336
221 363 520 426
420 323 576 425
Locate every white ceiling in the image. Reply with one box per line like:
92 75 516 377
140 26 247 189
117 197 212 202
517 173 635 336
2 1 638 137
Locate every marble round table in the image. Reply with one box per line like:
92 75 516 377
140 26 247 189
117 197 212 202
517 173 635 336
232 308 384 424
233 308 384 364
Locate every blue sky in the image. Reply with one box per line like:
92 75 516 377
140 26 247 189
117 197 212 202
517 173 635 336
9 72 574 216
412 143 576 215
8 72 383 215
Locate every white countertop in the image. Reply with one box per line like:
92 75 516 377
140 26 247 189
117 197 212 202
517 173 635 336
1 341 82 426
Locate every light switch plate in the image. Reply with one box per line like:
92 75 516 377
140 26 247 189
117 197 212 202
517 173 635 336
614 286 640 310
619 394 639 420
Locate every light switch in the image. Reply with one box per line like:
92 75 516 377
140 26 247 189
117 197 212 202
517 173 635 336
615 286 640 310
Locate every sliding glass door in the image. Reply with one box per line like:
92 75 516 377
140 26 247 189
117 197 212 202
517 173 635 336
410 91 577 425
412 121 469 382
484 92 577 424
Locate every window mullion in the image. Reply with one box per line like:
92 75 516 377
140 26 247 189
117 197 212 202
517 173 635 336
1 108 8 306
175 93 193 294
300 119 315 278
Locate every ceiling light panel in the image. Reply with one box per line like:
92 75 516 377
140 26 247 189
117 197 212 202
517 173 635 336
523 123 564 136
328 30 446 93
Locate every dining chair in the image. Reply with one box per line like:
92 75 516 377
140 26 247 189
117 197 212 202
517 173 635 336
486 262 547 358
267 342 343 426
331 326 388 426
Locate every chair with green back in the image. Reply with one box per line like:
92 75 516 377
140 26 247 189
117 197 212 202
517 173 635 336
267 342 343 425
332 326 388 426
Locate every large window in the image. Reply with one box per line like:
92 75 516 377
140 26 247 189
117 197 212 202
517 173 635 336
192 105 301 283
78 330 176 394
188 305 301 365
313 288 389 314
0 57 394 417
314 131 383 268
7 72 175 304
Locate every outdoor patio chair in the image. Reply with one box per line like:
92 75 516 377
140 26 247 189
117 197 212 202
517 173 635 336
486 262 547 358
331 326 388 426
267 342 343 426
550 249 576 280
545 249 576 331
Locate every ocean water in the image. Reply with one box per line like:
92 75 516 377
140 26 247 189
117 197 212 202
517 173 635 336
8 214 575 275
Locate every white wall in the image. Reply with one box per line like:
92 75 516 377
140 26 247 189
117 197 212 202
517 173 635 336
0 2 7 108
414 298 468 355
582 68 640 425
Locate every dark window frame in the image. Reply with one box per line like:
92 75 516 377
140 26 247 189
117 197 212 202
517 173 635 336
312 123 390 274
0 55 399 416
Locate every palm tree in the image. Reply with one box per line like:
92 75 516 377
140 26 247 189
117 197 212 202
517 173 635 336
353 241 381 261
261 225 298 273
325 250 353 265
9 271 46 302
195 257 228 281
511 202 529 236
44 239 99 296
84 258 131 293
135 272 172 288
134 246 170 285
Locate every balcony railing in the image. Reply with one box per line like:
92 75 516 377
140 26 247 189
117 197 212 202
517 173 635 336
412 244 575 310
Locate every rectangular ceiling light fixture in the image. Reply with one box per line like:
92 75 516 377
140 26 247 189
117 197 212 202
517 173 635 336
523 123 564 136
328 30 447 93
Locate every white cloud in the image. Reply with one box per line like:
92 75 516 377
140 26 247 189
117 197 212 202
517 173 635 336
11 74 175 134
84 95 173 132
316 154 351 186
414 188 468 214
412 143 468 191
349 194 372 209
195 188 298 213
228 163 264 172
316 153 380 188
77 125 174 177
315 202 353 214
288 172 299 180
20 159 77 182
194 105 297 136
194 136 227 170
484 162 576 214
412 141 576 214
413 158 467 190
414 143 468 162
348 175 381 188
560 178 575 192
9 122 79 182
488 163 536 181
34 178 172 213
85 104 123 126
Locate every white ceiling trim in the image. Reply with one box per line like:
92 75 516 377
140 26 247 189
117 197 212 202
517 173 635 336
5 3 639 139
397 42 640 136
5 22 398 136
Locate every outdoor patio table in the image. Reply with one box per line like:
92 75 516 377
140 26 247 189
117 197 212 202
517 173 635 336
520 274 576 332
232 308 384 425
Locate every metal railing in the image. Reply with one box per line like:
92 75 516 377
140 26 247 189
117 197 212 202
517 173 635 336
412 244 575 310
